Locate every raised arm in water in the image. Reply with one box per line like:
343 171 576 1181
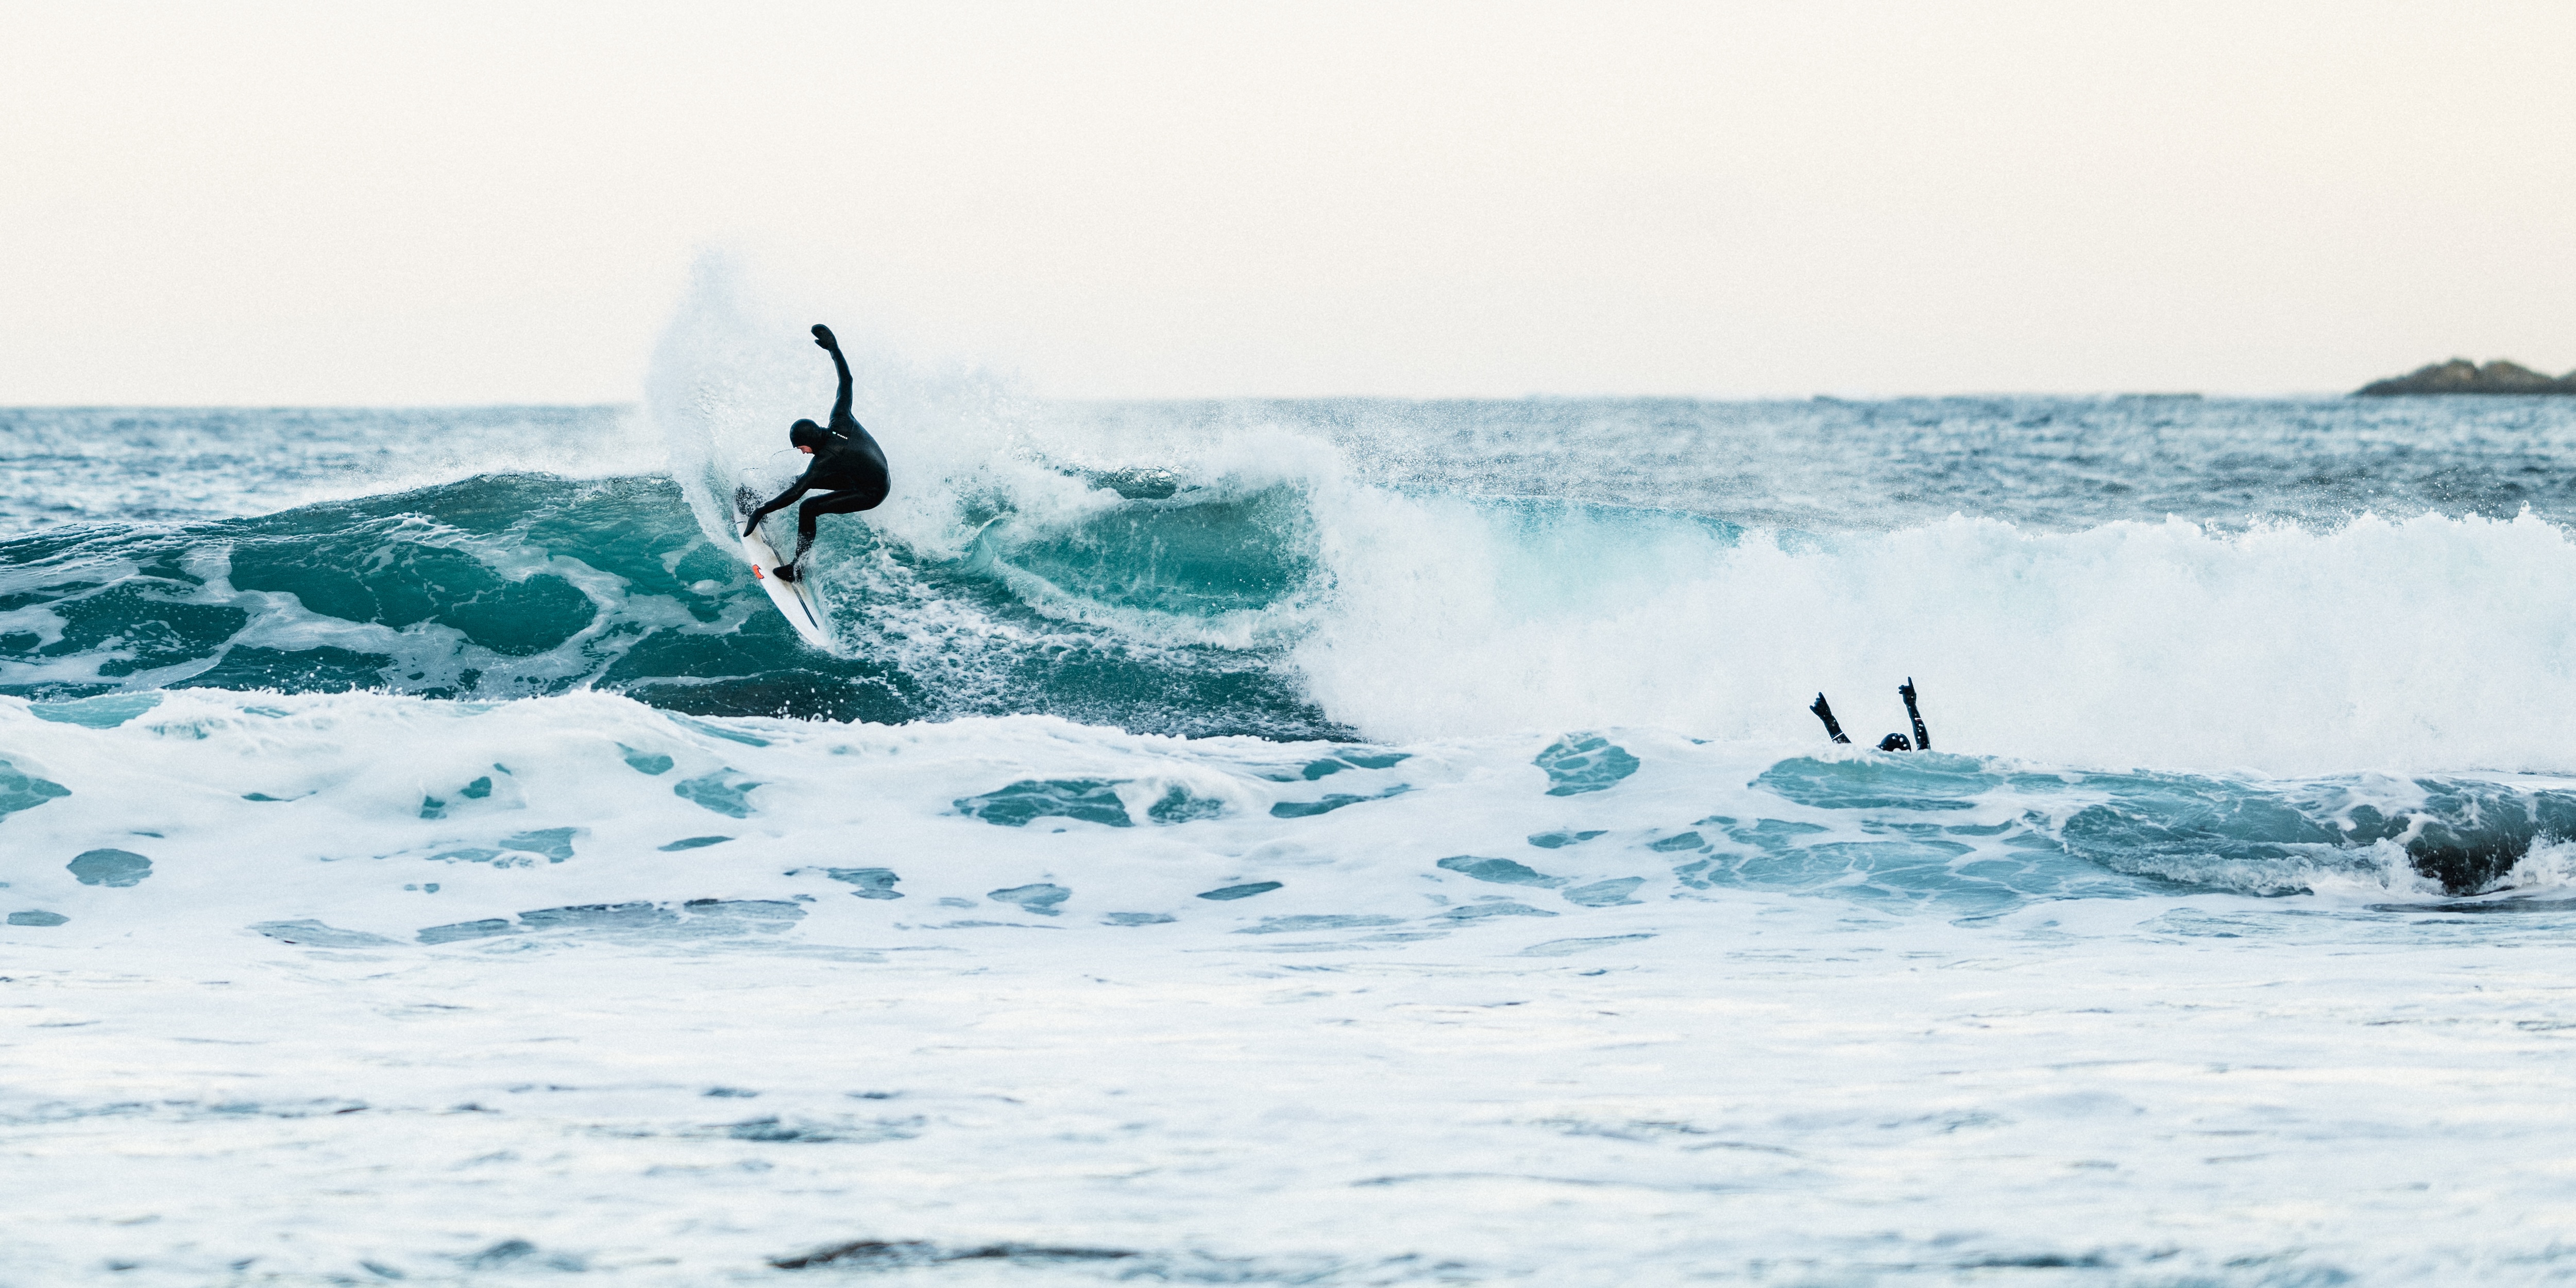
1810 693 1852 745
1900 679 1929 752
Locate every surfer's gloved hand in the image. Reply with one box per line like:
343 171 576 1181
811 324 838 351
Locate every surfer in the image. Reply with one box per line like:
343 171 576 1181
741 324 890 582
1809 679 1930 751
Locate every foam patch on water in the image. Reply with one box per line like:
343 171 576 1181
1 690 2557 960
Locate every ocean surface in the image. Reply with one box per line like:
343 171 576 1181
11 330 2576 1284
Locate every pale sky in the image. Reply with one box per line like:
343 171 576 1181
4 1 2570 404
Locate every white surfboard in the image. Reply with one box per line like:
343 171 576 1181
734 487 833 650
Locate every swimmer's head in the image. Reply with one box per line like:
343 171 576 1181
1877 733 1912 752
789 419 826 453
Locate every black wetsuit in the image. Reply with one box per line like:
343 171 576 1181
747 330 891 566
1812 680 1931 752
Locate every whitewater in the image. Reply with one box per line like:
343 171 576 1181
11 290 2576 1284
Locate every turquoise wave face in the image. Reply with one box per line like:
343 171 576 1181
973 482 1318 619
0 472 1341 739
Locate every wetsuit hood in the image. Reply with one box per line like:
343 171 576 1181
789 419 829 450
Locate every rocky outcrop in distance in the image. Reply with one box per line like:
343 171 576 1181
2357 359 2576 396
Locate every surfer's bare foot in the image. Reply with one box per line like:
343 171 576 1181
773 564 798 583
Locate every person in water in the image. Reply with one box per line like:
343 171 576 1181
1809 679 1930 752
742 324 891 582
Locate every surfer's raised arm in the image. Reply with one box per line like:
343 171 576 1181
814 324 854 427
1900 679 1929 752
1810 693 1851 744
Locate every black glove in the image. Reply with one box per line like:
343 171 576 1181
811 324 838 350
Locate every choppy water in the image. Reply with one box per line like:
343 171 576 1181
20 391 2576 760
12 293 2576 1284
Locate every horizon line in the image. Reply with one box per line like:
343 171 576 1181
0 389 2427 412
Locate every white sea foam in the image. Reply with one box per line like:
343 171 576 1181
0 688 2461 946
1303 507 2576 775
10 689 2576 1284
